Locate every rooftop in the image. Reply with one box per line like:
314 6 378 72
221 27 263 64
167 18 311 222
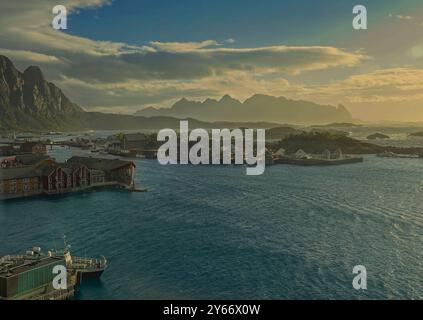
20 141 44 147
123 133 147 141
67 156 135 171
0 166 40 180
15 154 50 165
0 255 64 278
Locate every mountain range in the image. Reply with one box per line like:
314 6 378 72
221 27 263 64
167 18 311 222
135 94 353 124
0 54 353 133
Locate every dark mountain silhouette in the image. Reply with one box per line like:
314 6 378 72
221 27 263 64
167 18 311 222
135 94 353 124
0 55 85 131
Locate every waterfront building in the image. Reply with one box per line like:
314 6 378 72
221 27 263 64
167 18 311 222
19 142 47 155
274 148 286 158
1 155 50 168
67 156 136 187
40 162 91 194
0 156 136 199
106 140 122 153
322 149 331 160
0 166 41 195
90 169 106 185
332 149 343 160
0 145 18 156
122 133 147 152
295 149 311 160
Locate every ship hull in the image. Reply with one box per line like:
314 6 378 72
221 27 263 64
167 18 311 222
76 268 105 284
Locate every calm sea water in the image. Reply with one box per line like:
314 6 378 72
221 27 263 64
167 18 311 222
0 146 422 299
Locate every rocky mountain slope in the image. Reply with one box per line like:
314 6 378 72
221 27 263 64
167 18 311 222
0 55 84 132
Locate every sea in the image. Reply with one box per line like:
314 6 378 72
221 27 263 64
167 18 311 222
0 129 422 299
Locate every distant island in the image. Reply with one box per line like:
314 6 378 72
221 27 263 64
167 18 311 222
409 131 423 137
367 133 390 140
273 131 423 156
266 126 300 139
312 122 363 128
135 94 353 124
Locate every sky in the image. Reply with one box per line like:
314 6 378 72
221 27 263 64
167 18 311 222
1 0 423 122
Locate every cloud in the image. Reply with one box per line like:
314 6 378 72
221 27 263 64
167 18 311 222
0 48 60 64
148 40 221 52
0 0 367 113
289 68 423 104
388 13 413 20
410 44 423 58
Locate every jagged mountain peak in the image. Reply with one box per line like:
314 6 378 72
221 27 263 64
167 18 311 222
136 93 353 124
0 55 14 69
176 97 190 104
23 66 45 83
0 55 84 132
219 94 235 102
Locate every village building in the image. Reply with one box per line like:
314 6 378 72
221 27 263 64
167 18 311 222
0 156 136 200
0 145 14 156
40 162 91 194
1 155 51 168
90 170 106 186
0 166 41 195
332 149 343 160
274 148 286 159
106 140 122 153
67 156 136 187
322 149 331 160
122 133 148 152
19 142 47 155
294 149 311 160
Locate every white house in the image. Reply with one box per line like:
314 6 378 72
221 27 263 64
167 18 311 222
295 149 311 159
274 148 286 157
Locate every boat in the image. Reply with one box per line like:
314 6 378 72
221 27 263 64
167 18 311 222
51 236 107 284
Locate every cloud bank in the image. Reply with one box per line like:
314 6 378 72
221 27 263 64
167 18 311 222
0 0 370 112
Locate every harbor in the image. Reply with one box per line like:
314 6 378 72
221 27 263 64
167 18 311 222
1 152 422 300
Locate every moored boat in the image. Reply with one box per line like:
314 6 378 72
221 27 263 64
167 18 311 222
51 237 107 284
